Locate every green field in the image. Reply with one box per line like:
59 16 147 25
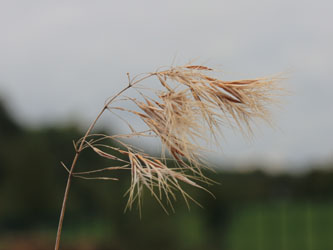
2 200 332 250
226 201 333 250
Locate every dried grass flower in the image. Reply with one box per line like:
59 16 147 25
76 64 283 210
55 63 284 250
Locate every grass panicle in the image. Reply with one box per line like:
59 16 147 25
55 63 283 250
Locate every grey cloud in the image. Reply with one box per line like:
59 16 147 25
0 0 332 168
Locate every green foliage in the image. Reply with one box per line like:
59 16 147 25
1 100 333 249
226 201 333 250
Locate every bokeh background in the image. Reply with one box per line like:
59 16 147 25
0 0 332 249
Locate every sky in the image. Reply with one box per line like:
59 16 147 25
0 0 332 172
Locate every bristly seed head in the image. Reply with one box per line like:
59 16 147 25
78 64 284 212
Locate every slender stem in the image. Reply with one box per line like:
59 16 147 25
54 74 153 250
54 152 79 250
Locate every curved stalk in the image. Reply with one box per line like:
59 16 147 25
54 74 153 250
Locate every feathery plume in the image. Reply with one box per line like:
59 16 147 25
55 63 284 250
84 64 283 210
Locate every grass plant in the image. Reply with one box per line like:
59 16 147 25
54 63 283 250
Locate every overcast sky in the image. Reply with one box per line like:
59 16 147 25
0 0 332 171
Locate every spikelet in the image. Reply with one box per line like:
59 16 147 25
78 64 283 211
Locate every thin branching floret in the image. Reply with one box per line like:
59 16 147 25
55 63 284 250
74 64 282 211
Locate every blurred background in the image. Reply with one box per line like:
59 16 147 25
0 0 332 249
